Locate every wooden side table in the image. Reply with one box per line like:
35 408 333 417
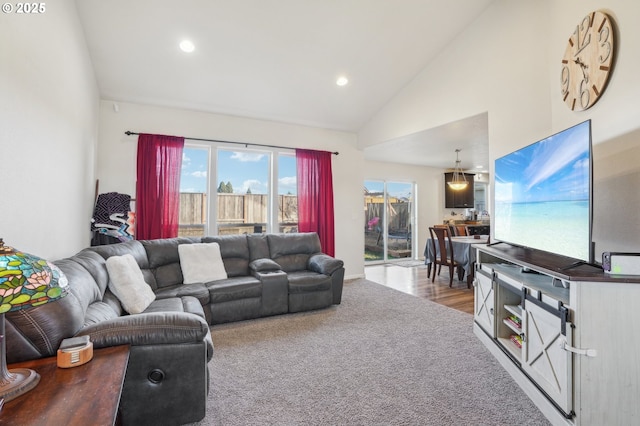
0 345 129 426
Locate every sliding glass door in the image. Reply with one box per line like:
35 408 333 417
364 180 415 263
364 181 384 262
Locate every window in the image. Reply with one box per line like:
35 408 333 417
216 148 269 234
278 154 297 233
179 146 210 237
178 144 297 237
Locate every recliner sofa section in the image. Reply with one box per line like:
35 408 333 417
5 232 344 425
6 242 213 426
121 232 344 324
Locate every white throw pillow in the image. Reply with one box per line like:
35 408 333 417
106 254 156 314
178 242 228 284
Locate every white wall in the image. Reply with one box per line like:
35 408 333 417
359 1 551 153
0 0 99 259
96 100 365 278
549 1 640 257
359 0 640 259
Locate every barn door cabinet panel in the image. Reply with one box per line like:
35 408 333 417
473 264 495 337
473 244 640 426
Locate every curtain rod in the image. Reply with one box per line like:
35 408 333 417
124 131 339 155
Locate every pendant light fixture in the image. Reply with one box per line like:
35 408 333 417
447 149 468 191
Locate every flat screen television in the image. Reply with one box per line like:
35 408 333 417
494 120 593 264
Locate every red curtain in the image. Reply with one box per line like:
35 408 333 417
136 134 184 240
296 149 335 256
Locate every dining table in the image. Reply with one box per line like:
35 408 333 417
424 235 489 286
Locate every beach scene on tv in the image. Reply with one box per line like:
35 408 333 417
494 121 591 262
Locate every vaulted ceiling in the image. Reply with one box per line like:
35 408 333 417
76 0 494 168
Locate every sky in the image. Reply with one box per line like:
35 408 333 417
494 120 590 203
365 181 413 200
180 147 297 195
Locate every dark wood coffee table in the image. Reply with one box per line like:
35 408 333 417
1 345 129 426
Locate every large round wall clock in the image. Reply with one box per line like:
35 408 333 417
561 11 615 111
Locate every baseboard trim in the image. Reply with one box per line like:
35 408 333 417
345 274 365 281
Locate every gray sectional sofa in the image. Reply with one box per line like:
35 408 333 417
6 232 344 425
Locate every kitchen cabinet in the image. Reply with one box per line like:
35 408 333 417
444 172 474 208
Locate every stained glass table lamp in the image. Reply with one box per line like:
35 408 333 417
0 239 68 402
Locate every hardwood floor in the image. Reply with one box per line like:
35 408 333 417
364 262 474 314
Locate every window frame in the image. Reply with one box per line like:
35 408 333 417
180 142 296 236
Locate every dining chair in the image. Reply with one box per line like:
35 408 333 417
428 226 464 287
427 225 449 277
452 224 468 236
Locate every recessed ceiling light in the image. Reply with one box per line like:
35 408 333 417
179 40 195 53
336 76 349 86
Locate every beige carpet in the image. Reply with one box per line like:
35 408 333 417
192 279 550 425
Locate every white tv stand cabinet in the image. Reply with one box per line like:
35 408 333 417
473 243 640 426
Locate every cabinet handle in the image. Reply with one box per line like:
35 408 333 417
560 339 597 357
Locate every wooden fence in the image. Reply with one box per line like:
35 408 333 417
179 193 298 235
365 201 410 231
180 193 207 224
